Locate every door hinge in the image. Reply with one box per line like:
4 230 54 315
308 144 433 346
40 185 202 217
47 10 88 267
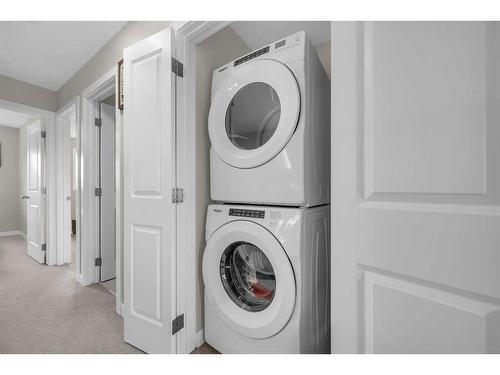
171 57 183 77
172 314 184 335
41 130 46 138
94 118 102 127
41 243 46 251
95 257 102 267
95 187 102 197
171 188 184 203
41 187 47 195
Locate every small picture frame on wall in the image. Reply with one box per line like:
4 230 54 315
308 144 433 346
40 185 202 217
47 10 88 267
118 59 124 110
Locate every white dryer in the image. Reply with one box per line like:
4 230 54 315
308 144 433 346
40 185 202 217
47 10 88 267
202 204 330 353
208 31 330 207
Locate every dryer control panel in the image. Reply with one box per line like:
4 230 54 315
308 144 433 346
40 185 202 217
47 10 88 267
211 31 306 97
229 208 265 219
234 46 270 67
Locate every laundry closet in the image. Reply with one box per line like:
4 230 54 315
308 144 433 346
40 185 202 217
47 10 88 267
194 22 331 354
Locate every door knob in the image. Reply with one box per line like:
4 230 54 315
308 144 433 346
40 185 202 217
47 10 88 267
22 195 30 199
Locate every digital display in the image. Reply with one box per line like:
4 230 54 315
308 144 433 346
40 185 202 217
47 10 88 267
275 40 286 48
229 208 265 219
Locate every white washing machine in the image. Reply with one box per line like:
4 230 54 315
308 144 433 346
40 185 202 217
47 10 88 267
208 31 330 207
202 204 330 353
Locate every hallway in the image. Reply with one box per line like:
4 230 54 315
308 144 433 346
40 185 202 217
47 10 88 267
0 235 141 354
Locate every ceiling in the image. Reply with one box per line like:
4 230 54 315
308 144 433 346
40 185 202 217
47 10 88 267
0 108 32 128
230 21 330 50
0 21 126 91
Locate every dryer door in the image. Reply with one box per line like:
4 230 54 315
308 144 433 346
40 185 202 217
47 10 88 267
208 59 300 169
203 220 296 339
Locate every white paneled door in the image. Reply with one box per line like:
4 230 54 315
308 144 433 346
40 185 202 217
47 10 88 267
26 120 46 264
332 22 500 353
123 28 177 354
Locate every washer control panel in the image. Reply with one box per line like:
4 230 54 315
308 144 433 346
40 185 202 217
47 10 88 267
229 208 265 219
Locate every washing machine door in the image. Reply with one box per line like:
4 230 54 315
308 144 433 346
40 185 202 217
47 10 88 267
203 220 296 339
208 59 300 169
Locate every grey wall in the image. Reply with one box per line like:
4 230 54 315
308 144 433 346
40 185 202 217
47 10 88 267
0 74 57 112
0 126 20 232
195 26 251 332
57 21 171 110
316 41 331 80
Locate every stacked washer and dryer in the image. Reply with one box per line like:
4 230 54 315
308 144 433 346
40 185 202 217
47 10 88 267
202 31 331 354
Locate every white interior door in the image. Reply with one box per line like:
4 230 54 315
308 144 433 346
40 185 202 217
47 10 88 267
123 27 177 353
62 116 72 264
332 21 500 354
100 102 116 281
26 119 46 264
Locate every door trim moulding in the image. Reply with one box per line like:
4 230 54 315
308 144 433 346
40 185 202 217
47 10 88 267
172 20 230 354
79 67 122 321
55 97 80 268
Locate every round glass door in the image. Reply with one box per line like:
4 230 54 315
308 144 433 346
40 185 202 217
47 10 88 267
220 241 276 312
208 59 300 169
225 83 281 150
202 220 296 338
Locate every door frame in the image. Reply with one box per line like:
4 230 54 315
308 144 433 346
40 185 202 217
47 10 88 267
98 101 117 282
173 20 231 353
55 97 80 266
0 98 57 264
79 68 123 316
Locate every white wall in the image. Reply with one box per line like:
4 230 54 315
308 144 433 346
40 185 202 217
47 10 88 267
195 26 251 331
0 126 20 233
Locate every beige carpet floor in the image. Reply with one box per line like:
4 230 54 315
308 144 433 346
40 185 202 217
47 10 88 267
0 235 142 354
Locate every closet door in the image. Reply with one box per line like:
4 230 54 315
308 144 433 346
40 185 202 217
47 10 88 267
26 119 46 264
332 22 500 353
123 27 177 354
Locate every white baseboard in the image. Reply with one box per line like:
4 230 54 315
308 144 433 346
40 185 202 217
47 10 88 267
0 230 24 238
196 329 205 348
